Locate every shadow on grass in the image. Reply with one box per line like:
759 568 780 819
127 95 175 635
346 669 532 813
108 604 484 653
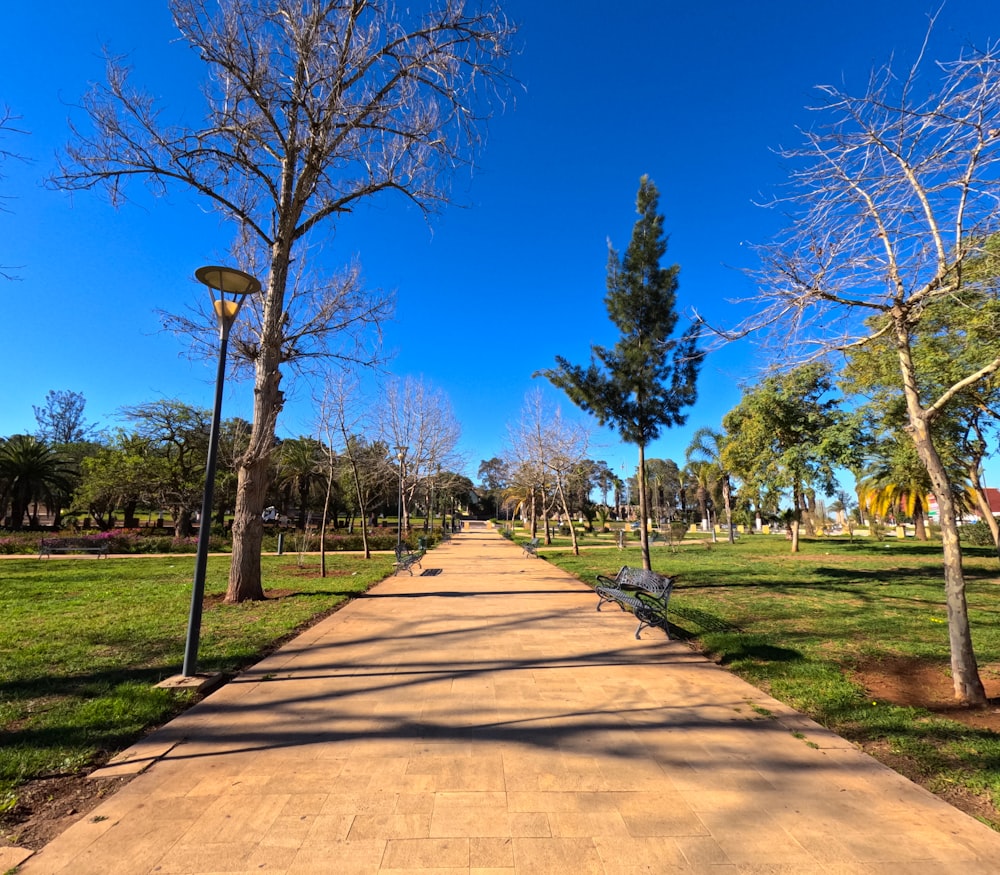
717 642 805 666
668 604 740 633
679 565 943 592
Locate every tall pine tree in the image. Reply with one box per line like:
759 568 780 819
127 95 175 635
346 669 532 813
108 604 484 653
539 176 702 569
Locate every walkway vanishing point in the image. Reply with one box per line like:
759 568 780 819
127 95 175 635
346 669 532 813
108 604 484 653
10 523 1000 874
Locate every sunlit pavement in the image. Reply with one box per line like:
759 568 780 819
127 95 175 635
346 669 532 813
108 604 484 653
13 522 1000 874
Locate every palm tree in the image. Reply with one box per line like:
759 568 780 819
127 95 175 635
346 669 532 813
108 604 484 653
682 460 715 534
0 435 75 530
686 428 735 543
276 437 325 530
858 439 947 541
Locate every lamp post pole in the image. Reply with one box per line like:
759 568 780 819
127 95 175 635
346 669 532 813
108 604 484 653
394 446 408 549
182 266 260 678
429 465 440 535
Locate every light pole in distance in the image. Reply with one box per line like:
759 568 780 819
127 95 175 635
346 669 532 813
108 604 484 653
394 445 408 549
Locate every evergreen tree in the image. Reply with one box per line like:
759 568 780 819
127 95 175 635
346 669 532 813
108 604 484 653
538 177 702 569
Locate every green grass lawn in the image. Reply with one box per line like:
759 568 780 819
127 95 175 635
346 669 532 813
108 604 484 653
539 534 1000 827
0 553 393 815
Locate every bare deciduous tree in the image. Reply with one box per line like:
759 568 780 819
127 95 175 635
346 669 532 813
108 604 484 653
52 0 515 603
505 390 590 554
379 376 462 531
315 369 385 566
728 34 1000 704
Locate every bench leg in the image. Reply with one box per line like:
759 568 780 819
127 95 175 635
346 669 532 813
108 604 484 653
597 595 630 613
634 606 670 640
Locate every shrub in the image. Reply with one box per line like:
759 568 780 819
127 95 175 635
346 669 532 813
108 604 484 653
0 536 33 555
960 520 996 547
664 521 688 542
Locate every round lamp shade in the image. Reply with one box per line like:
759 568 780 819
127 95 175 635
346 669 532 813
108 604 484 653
195 265 261 296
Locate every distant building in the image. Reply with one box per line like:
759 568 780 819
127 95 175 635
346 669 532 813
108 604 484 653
982 488 1000 518
930 488 1000 524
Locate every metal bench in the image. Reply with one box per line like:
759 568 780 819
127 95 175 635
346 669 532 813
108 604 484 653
523 537 540 557
39 537 110 559
595 565 674 639
394 543 424 576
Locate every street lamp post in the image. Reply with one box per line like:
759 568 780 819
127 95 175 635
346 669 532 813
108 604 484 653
182 265 260 678
429 465 440 535
394 445 408 549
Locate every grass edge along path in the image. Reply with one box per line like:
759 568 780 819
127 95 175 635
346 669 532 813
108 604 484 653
537 533 1000 830
0 552 395 832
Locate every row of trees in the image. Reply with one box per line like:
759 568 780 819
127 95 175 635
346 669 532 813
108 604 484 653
0 378 473 554
476 398 743 549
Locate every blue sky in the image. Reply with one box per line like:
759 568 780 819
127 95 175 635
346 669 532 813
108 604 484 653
3 1 1000 493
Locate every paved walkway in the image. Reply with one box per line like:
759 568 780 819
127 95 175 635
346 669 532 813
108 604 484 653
11 525 1000 874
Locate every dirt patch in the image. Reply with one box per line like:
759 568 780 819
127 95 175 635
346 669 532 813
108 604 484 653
850 655 1000 827
852 654 1000 733
1 771 132 851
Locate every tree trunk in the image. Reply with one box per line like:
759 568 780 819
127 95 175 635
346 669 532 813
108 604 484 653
889 312 985 703
790 484 803 554
637 443 651 571
894 326 985 704
343 446 371 561
800 486 816 536
176 507 194 538
228 452 270 602
297 481 309 530
319 487 329 579
227 244 290 604
722 476 734 544
909 417 986 703
913 507 927 541
555 476 579 556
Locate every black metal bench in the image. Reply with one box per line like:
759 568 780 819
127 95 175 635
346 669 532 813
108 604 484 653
595 565 674 639
394 543 425 576
39 537 110 559
523 537 540 557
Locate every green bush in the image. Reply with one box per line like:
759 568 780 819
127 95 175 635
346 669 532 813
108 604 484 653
959 520 996 547
0 534 38 555
665 521 688 541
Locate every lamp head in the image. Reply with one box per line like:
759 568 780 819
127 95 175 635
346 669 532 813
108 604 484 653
195 265 261 330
